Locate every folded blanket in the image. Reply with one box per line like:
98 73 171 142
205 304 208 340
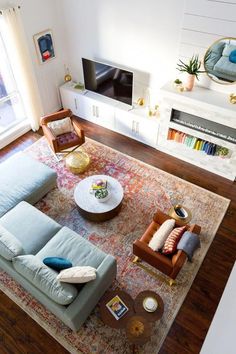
177 231 200 261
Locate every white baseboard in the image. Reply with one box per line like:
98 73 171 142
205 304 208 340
0 121 31 150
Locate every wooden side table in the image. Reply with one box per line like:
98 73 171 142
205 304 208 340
134 290 164 322
100 290 134 329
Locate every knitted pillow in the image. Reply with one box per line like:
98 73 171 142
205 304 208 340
162 226 186 255
148 219 175 251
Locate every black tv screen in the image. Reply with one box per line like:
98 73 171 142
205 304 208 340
82 58 133 106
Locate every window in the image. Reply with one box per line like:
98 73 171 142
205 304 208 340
0 32 26 135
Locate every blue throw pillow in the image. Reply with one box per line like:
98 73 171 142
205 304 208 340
229 50 236 63
43 257 72 271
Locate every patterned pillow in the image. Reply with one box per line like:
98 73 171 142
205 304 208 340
47 117 73 136
162 226 186 255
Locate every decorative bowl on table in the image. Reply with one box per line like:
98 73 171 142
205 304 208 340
94 188 111 202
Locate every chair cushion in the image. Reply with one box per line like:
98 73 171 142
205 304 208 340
0 152 57 218
0 201 61 254
57 131 80 147
37 226 107 268
148 219 175 251
0 225 24 260
47 117 73 136
162 226 186 255
43 257 73 271
12 255 78 305
57 266 96 283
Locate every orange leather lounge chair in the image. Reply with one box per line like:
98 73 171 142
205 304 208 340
133 209 201 282
41 109 85 155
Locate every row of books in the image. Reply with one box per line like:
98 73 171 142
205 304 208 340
167 129 229 157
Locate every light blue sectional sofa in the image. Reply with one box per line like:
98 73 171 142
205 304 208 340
0 153 117 331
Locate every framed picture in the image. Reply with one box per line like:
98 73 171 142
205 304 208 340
34 29 55 64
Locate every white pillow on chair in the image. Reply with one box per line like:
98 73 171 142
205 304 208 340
148 219 175 251
47 117 73 136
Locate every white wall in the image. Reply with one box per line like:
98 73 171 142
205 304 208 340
178 0 236 93
0 0 67 114
60 0 186 103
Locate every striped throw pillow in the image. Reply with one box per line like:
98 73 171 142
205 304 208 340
162 226 186 255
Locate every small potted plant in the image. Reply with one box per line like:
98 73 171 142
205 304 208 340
176 55 204 91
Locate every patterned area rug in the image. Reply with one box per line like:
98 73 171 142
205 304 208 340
0 137 230 354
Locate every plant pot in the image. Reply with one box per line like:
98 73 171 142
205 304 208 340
185 74 195 91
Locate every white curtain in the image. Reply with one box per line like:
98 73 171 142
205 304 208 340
0 7 43 131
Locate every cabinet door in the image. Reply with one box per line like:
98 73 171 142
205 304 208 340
60 87 78 114
135 118 159 147
94 101 115 130
76 95 96 122
115 109 134 138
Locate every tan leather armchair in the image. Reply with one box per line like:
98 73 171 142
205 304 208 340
41 109 85 154
133 209 201 281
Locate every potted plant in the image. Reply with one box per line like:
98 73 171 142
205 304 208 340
176 55 204 91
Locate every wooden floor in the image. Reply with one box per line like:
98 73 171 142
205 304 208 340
0 119 235 354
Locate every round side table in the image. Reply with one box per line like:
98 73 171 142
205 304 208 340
134 290 164 322
125 315 151 346
100 290 134 329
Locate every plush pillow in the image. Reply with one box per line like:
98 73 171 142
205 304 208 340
57 266 96 283
162 226 186 255
222 44 236 57
12 255 78 305
229 50 236 63
177 231 200 261
148 219 175 251
43 257 72 271
0 225 24 260
47 117 73 136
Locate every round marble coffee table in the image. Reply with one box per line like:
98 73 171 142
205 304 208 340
74 175 124 221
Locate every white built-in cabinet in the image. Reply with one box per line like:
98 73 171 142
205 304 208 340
59 82 236 180
59 83 159 148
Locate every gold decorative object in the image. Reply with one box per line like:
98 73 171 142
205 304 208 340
168 204 192 225
128 319 145 337
137 97 145 106
229 93 236 104
65 150 90 174
64 65 72 82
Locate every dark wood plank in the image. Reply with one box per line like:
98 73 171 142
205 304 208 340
0 118 235 354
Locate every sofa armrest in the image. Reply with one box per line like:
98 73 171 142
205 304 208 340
71 117 85 142
64 255 117 331
133 239 173 275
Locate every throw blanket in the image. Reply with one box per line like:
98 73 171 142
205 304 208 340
177 231 200 261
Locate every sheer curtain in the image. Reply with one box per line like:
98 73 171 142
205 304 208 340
0 7 43 131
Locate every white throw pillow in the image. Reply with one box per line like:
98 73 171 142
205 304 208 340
148 219 175 251
47 117 73 136
57 266 96 283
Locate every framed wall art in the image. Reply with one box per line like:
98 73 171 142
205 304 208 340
34 29 55 64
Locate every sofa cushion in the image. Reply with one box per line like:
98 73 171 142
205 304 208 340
148 219 175 251
37 227 107 269
0 225 24 260
57 266 96 283
43 257 73 271
12 255 78 305
0 202 61 254
0 152 57 217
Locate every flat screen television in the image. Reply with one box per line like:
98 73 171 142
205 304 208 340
82 58 133 106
